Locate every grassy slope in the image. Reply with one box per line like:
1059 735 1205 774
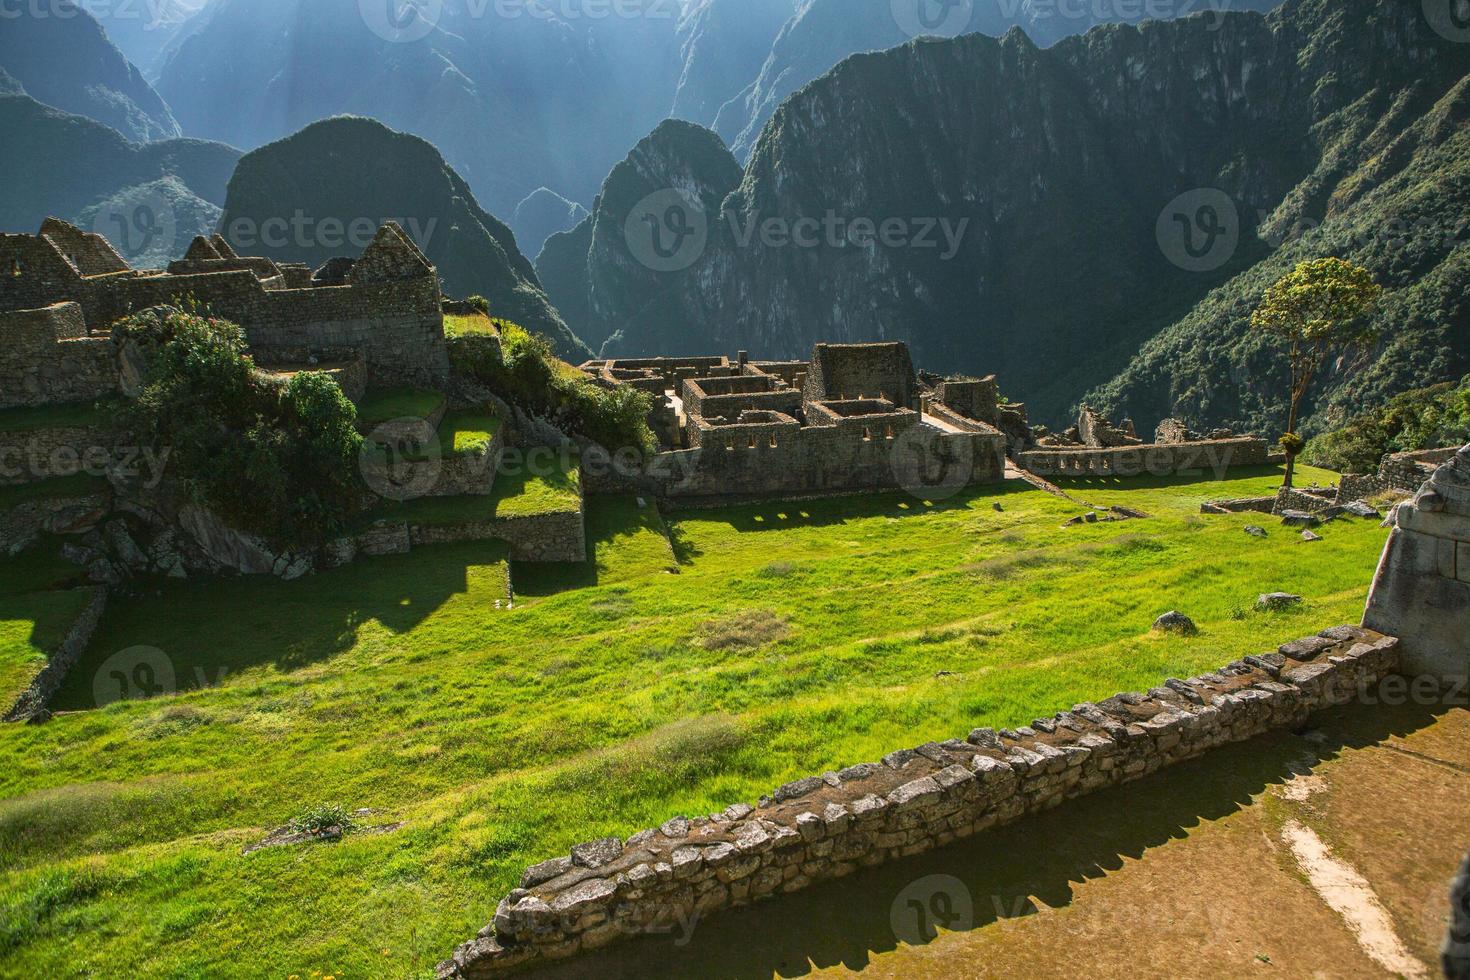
0 465 1388 978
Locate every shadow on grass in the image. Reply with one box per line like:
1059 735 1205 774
524 696 1455 980
669 485 1011 537
45 539 509 712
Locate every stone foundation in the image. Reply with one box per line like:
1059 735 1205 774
411 510 586 563
1363 444 1470 680
1016 437 1269 478
438 626 1400 978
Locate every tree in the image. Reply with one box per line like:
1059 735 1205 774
1251 258 1383 489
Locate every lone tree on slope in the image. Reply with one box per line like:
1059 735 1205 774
1251 257 1383 490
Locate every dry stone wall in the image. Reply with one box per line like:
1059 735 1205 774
439 626 1401 979
1017 437 1269 478
4 587 108 723
410 509 586 563
0 424 114 487
0 304 118 410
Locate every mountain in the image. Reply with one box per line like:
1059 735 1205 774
156 0 680 219
513 189 590 262
218 116 590 360
715 0 1283 160
0 93 238 267
547 0 1470 434
671 0 796 126
0 0 181 142
537 120 743 355
96 0 212 79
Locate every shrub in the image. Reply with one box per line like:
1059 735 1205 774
1305 375 1470 473
118 307 365 547
287 803 357 836
448 323 655 455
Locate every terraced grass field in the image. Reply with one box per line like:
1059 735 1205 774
0 464 1390 978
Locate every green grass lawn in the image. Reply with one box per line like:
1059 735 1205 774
443 313 499 337
0 585 93 710
356 389 447 427
438 410 500 457
0 399 122 433
0 464 1392 979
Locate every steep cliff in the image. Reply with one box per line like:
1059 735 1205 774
556 0 1470 431
0 93 237 265
0 1 181 142
536 119 743 354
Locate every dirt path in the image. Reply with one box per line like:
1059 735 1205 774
525 701 1470 980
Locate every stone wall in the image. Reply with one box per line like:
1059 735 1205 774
805 343 919 410
0 424 116 487
4 587 108 723
4 222 449 392
437 626 1401 978
1363 445 1470 680
410 509 586 563
0 304 118 410
620 408 1006 501
1016 437 1269 478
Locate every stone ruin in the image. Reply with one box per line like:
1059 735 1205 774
1363 444 1470 680
580 343 1010 501
1 218 448 394
1016 404 1269 479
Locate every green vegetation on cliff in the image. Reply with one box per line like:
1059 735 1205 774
1306 376 1470 474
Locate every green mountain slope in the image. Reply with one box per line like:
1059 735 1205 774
219 116 590 359
0 93 238 266
553 0 1469 432
0 1 180 142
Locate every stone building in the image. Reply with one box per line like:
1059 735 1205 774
581 342 1009 501
1 218 448 391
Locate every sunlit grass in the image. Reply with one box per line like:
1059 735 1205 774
0 466 1391 978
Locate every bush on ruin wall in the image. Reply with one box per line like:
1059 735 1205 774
449 323 656 456
119 306 365 546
